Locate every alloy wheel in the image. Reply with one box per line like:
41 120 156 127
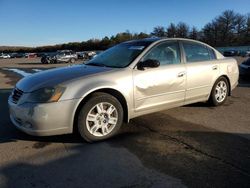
86 102 118 137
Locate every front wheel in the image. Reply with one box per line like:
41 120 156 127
41 57 48 64
209 77 229 106
78 92 123 142
69 58 76 63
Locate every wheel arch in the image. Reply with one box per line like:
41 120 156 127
72 88 129 133
220 75 231 96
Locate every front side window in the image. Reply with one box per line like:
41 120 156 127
183 42 211 62
142 42 181 66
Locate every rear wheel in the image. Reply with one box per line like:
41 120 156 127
209 77 229 106
78 92 123 142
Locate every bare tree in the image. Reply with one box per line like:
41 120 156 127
216 10 237 45
176 22 189 38
189 27 199 40
151 26 166 37
167 23 177 37
245 13 250 45
202 20 220 46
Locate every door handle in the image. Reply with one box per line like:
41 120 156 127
177 72 186 77
212 65 218 70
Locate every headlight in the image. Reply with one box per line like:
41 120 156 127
27 86 65 103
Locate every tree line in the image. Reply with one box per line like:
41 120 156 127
1 10 250 53
151 10 250 47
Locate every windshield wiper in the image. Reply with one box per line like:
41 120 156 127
86 62 116 68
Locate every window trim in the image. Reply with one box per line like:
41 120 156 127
206 46 217 60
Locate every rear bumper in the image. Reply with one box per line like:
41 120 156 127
8 98 79 136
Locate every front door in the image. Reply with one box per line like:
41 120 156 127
133 41 186 112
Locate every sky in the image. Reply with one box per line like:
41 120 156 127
0 0 249 47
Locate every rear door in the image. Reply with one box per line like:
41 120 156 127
181 41 219 104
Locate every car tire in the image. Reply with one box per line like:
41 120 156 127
70 58 76 63
78 92 124 142
41 57 48 64
209 77 229 106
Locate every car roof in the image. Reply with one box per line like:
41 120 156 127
124 37 160 43
123 37 213 46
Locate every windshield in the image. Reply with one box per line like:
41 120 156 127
86 41 153 68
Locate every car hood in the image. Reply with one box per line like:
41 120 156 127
16 65 113 92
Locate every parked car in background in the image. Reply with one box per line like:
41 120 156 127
56 50 77 63
223 50 239 57
41 50 77 64
27 53 37 58
246 51 250 57
10 53 25 58
41 53 57 64
240 50 250 57
76 52 86 59
0 53 11 59
239 57 250 78
92 51 103 59
36 52 46 57
8 38 239 142
87 51 96 59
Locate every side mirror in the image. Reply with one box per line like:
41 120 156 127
137 59 160 70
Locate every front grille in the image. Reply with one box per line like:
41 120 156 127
11 88 23 104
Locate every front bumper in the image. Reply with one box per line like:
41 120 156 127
8 98 79 136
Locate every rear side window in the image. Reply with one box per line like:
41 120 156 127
182 42 211 62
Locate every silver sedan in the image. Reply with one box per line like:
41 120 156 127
8 38 239 142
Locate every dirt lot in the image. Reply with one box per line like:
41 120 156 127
0 57 250 188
